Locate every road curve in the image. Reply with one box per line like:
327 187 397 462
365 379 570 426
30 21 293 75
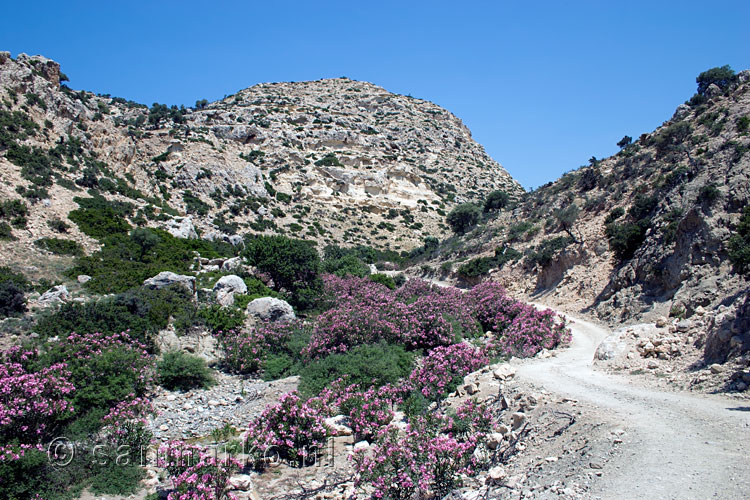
513 308 750 500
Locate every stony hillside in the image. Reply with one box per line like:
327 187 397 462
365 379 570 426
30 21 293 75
418 68 750 370
0 51 520 261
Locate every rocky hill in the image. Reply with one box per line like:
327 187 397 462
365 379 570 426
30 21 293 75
419 68 750 371
0 51 520 261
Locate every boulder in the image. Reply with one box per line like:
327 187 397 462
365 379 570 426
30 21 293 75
246 297 295 323
77 274 92 284
143 272 196 294
221 256 243 272
511 412 526 430
324 415 353 437
164 216 198 239
229 474 254 491
493 365 516 380
37 285 70 305
594 334 628 361
213 275 247 307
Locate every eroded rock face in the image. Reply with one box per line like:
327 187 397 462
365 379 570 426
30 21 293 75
163 216 198 239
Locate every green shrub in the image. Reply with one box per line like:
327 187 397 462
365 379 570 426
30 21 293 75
35 285 196 343
314 153 343 167
525 236 573 268
183 190 210 215
0 198 29 228
604 207 625 224
298 342 414 397
605 222 647 261
88 464 144 496
0 222 13 240
34 237 83 256
506 221 534 242
323 253 370 277
242 235 321 309
0 281 26 317
0 265 30 289
68 196 133 239
157 351 214 391
737 116 750 134
199 304 245 333
369 273 396 289
483 190 510 212
728 206 750 275
457 256 494 277
696 65 735 96
698 183 721 206
446 203 481 234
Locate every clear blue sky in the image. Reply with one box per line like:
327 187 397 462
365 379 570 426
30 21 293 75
3 1 749 189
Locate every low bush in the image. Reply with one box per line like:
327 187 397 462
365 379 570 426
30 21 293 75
68 196 133 239
369 273 396 289
157 351 214 391
525 236 573 268
34 237 83 256
728 206 750 275
199 304 245 333
298 342 414 397
483 190 510 212
0 281 26 317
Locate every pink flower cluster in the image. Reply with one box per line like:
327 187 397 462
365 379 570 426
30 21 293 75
101 395 154 451
245 391 328 464
318 381 396 441
408 343 488 401
305 276 480 358
219 320 310 375
158 441 240 500
0 347 74 459
467 282 571 357
351 409 487 499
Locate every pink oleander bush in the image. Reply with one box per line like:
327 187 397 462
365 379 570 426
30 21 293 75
408 342 488 402
0 347 75 459
158 441 240 500
319 381 396 441
40 330 155 418
100 395 154 457
219 320 310 376
245 392 328 465
352 412 485 500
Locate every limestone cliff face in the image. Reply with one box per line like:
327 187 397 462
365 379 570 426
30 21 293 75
0 52 521 253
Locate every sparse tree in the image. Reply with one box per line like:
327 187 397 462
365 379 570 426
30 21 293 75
446 203 481 235
617 135 633 149
696 65 735 96
553 204 582 243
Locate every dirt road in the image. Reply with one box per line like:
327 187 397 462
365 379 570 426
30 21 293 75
514 309 750 499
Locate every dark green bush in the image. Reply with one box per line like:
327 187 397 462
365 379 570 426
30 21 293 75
526 236 573 268
698 183 721 206
314 153 343 167
0 222 13 240
183 190 210 215
483 190 510 212
242 235 321 310
369 273 396 289
89 463 145 496
446 203 481 234
457 256 494 277
728 206 750 275
199 304 245 333
0 281 26 318
605 222 647 261
67 227 232 294
0 198 29 228
696 65 735 96
506 221 534 242
323 253 370 277
604 207 625 224
68 196 133 239
34 285 196 344
157 351 214 391
34 237 83 256
298 342 414 397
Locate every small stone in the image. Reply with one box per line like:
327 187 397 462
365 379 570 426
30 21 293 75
709 363 724 374
589 461 604 469
77 274 92 284
655 316 668 328
647 360 659 369
486 465 507 484
511 412 526 430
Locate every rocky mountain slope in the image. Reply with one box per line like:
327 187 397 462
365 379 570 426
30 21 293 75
0 51 520 259
418 68 750 371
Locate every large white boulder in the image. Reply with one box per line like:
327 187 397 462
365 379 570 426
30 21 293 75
213 275 247 307
246 297 295 323
143 272 196 293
